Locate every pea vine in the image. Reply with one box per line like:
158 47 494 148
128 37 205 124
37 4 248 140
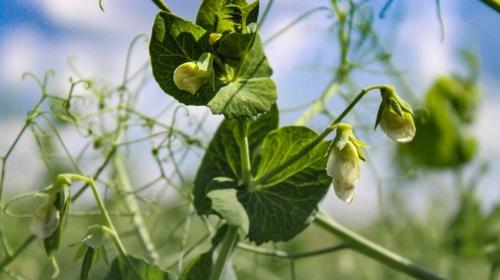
2 0 495 279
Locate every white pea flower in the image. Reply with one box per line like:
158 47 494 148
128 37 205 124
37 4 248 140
376 86 416 143
173 61 209 94
326 123 367 204
30 202 60 239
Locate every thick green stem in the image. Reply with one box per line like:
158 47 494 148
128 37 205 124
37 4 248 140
314 212 445 280
238 120 252 187
210 226 239 280
480 0 500 12
114 155 159 264
255 85 387 185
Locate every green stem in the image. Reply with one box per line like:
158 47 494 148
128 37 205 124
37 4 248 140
255 85 387 185
238 120 252 187
208 119 251 280
150 0 171 12
0 149 116 271
114 155 160 264
210 226 239 280
314 212 445 280
62 174 142 280
0 95 46 256
237 243 348 260
480 0 500 12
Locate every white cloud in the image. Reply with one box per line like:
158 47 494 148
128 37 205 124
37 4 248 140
474 95 500 158
394 1 462 92
0 27 43 86
30 0 151 35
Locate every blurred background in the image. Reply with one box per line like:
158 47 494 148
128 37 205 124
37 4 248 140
0 0 499 279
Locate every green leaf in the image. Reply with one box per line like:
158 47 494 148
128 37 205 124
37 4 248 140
215 32 255 66
196 0 259 33
150 11 276 119
104 255 172 280
197 52 215 90
80 247 96 280
73 243 87 262
207 182 250 233
208 77 276 118
180 225 236 280
208 34 275 118
44 188 71 258
194 0 276 118
255 126 330 187
193 104 278 214
397 76 478 169
150 12 214 106
245 126 330 243
195 121 330 244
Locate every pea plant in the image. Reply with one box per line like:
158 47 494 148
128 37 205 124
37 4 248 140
4 0 494 279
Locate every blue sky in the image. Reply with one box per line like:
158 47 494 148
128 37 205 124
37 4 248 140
0 0 498 223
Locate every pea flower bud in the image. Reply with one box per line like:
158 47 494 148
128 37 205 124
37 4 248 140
375 86 416 143
173 61 209 95
326 123 367 203
209 33 223 46
30 202 60 239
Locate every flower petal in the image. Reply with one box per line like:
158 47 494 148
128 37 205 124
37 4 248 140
30 204 60 239
333 181 355 204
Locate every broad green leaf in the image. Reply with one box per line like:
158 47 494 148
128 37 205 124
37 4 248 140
208 182 250 233
150 11 276 118
208 33 275 118
193 105 278 215
104 255 172 280
215 32 255 66
180 225 236 280
245 126 330 243
255 126 330 187
150 12 214 106
207 77 276 118
196 0 258 33
195 121 330 244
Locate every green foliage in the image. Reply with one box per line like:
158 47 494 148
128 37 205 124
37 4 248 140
149 12 212 105
0 1 495 280
43 188 71 259
105 255 172 280
180 225 233 280
150 0 276 119
398 75 480 169
196 0 259 33
208 184 250 234
194 105 330 244
446 190 500 258
80 247 96 280
193 105 279 214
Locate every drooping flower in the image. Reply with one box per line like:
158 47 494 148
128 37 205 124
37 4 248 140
173 61 209 94
375 86 416 143
326 123 367 203
30 201 60 239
